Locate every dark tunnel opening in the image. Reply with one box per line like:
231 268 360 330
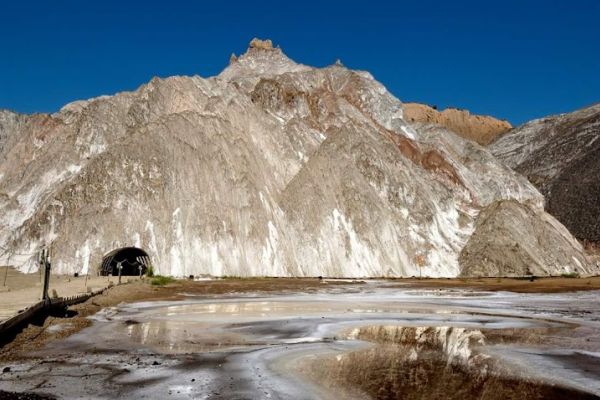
100 247 150 276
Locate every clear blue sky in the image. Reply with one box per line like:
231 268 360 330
1 0 599 125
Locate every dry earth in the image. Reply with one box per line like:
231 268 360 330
395 275 600 293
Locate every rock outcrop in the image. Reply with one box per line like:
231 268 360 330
490 104 600 244
248 37 274 50
459 200 589 276
0 40 593 277
403 103 512 145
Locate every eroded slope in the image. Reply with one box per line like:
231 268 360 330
0 39 593 277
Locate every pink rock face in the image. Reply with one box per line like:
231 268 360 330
0 40 593 277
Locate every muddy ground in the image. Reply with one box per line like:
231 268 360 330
1 278 600 399
394 275 600 293
0 278 352 361
2 276 600 362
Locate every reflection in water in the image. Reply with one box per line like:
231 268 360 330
163 301 337 317
124 319 252 353
3 285 600 399
303 340 599 400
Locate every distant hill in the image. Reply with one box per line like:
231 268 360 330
490 103 600 244
403 103 512 145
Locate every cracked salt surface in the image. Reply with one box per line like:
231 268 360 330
2 284 600 399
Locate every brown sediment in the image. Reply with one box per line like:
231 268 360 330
389 276 600 293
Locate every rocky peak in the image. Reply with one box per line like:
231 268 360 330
248 38 275 50
219 38 310 82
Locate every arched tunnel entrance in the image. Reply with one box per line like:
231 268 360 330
100 247 151 276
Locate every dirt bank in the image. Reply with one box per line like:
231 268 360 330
392 276 600 293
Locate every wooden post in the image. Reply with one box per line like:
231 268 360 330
2 253 11 287
39 250 45 285
41 248 51 301
44 249 51 300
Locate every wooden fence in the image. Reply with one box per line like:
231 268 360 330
0 288 106 342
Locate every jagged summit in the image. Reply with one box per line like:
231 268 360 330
229 37 278 61
0 39 594 277
248 37 275 50
220 38 310 81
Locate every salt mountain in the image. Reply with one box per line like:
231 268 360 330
0 39 594 277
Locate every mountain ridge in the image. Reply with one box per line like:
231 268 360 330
0 39 593 277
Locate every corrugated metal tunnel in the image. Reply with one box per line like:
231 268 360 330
100 247 150 276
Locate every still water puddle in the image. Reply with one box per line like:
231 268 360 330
2 284 600 399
